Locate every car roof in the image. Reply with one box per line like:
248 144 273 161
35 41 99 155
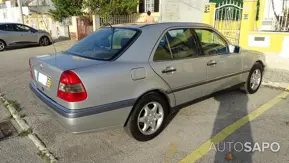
0 22 22 25
105 22 212 29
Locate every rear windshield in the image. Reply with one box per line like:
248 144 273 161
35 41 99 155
64 28 140 60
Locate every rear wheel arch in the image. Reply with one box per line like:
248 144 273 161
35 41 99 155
0 39 6 46
0 39 6 51
124 89 172 127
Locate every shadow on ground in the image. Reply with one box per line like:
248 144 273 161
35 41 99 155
212 90 253 163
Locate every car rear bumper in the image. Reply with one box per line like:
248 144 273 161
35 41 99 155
30 83 134 133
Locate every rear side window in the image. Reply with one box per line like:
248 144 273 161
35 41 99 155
65 28 140 60
154 28 200 61
153 35 172 61
0 25 5 31
0 24 14 31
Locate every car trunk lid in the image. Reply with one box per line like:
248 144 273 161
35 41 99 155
30 53 107 103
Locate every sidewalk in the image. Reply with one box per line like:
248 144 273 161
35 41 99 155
264 52 289 71
53 40 78 48
262 52 289 84
50 40 78 53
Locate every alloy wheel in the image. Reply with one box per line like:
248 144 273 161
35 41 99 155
250 69 262 90
41 37 49 46
137 102 164 135
0 41 5 51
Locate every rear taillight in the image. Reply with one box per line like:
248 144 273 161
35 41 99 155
29 58 33 79
57 70 87 102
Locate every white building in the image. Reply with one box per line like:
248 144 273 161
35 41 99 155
138 0 209 23
0 0 30 23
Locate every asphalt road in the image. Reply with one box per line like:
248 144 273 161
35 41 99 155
0 44 289 163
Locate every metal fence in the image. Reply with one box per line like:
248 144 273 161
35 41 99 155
273 8 289 31
100 13 160 26
260 2 289 32
214 2 243 45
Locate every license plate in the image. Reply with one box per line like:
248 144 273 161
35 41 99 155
34 70 52 88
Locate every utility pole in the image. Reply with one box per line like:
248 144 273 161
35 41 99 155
17 0 24 24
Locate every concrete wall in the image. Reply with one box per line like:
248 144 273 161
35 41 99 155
160 0 209 23
24 14 69 39
246 32 289 57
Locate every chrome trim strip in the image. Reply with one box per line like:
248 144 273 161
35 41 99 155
166 70 250 94
30 83 136 118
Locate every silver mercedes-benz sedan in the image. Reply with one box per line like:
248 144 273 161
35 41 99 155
30 22 265 141
0 23 52 51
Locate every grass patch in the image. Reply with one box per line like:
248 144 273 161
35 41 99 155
18 128 32 137
4 103 9 108
7 100 21 112
37 151 51 162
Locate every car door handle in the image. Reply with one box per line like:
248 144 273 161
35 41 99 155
207 60 217 66
162 66 177 73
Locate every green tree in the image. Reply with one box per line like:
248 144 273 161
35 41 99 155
84 0 138 17
49 0 84 22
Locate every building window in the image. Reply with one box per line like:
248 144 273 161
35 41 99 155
139 0 159 13
145 0 154 12
154 0 159 12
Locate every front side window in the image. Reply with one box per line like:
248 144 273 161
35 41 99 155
14 24 30 32
195 29 228 55
154 28 200 61
65 28 139 60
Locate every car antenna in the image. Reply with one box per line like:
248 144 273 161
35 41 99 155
105 23 113 29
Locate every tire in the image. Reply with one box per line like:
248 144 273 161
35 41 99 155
240 63 263 94
0 40 6 51
126 92 168 141
39 36 50 46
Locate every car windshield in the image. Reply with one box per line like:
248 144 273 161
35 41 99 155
64 27 140 60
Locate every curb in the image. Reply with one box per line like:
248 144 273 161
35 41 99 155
0 105 11 123
262 81 289 91
0 94 57 163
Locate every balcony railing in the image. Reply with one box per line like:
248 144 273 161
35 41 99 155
260 8 289 32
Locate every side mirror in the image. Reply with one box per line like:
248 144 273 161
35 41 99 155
30 29 38 33
228 45 240 53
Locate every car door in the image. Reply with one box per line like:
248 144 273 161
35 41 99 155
150 28 208 106
194 28 243 95
0 24 20 45
13 24 38 44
